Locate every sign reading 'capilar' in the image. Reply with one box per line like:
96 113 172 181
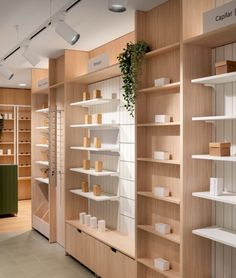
203 1 236 33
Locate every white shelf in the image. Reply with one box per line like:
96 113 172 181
36 144 49 148
35 160 49 166
193 226 236 249
192 115 236 122
192 71 236 85
70 167 119 177
70 98 119 107
35 108 49 113
70 123 119 130
192 154 236 162
70 189 119 201
70 145 119 153
35 126 49 130
192 191 236 205
35 177 49 184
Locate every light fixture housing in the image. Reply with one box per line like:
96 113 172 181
0 64 14 80
22 46 40 67
55 20 80 45
19 83 27 87
108 0 126 12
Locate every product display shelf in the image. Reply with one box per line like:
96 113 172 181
137 122 180 127
35 160 49 166
70 145 119 153
137 225 180 244
139 82 180 95
19 153 31 156
18 176 31 181
193 226 236 249
0 154 14 157
35 126 49 130
35 107 49 113
192 71 236 85
0 142 14 144
70 123 119 130
137 157 180 165
192 192 236 205
137 258 180 278
192 154 236 162
138 191 181 205
35 177 49 185
70 98 119 107
145 42 180 59
36 144 49 148
19 165 31 168
70 167 119 177
70 189 119 202
66 220 135 258
192 115 236 121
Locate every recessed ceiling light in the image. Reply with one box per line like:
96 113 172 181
19 83 27 87
108 0 126 12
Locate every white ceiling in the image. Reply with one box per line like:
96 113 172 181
0 0 166 89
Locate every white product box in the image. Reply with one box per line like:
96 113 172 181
154 258 170 271
79 212 86 224
7 149 11 155
155 223 171 235
154 77 170 87
0 149 3 155
210 177 224 196
8 113 13 120
4 113 8 119
90 217 98 229
155 114 171 123
154 151 170 160
153 186 170 198
84 214 91 226
98 220 106 232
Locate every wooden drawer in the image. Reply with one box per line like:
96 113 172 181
65 223 96 272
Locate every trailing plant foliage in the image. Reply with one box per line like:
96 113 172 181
118 41 150 117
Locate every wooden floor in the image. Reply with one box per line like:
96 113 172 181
0 200 31 233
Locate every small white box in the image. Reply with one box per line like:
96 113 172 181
84 214 91 226
153 186 170 198
155 223 171 235
79 212 86 224
8 113 13 120
154 78 170 87
90 217 98 229
7 149 11 155
210 177 224 196
0 149 3 155
98 220 106 232
155 115 171 123
154 258 170 271
154 151 170 160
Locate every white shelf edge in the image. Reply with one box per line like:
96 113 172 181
192 191 236 205
35 108 49 113
35 160 49 166
70 123 119 130
193 226 236 249
35 126 49 130
36 144 49 148
192 71 236 85
70 98 119 107
192 115 236 121
192 154 236 162
70 189 119 201
35 177 49 184
70 146 119 152
70 167 119 177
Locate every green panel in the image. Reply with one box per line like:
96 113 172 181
0 165 18 215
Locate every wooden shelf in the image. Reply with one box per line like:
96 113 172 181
70 123 119 130
33 87 49 95
138 258 180 278
2 130 14 133
137 157 180 165
139 82 180 95
192 71 236 85
0 142 14 144
35 108 49 113
19 165 31 168
138 225 180 244
70 189 119 202
0 154 14 157
192 191 236 205
35 160 49 166
137 122 180 127
49 81 64 89
19 142 31 145
19 153 31 156
18 176 31 181
184 23 236 48
192 154 236 162
36 144 49 148
145 42 180 59
193 226 236 249
138 192 181 205
19 130 31 133
70 98 119 107
192 115 236 122
70 145 119 153
66 220 135 258
70 167 119 177
19 118 31 121
35 177 49 185
67 64 121 85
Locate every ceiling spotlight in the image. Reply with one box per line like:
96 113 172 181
19 83 27 87
22 45 40 67
108 0 126 12
55 19 80 45
0 64 14 80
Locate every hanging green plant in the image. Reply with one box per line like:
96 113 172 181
118 40 150 117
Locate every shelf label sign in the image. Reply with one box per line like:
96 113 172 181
203 1 236 33
88 53 109 73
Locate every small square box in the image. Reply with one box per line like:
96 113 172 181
83 160 90 170
94 137 101 148
93 184 102 196
83 92 90 101
155 223 171 235
95 161 103 172
154 151 170 160
209 142 231 156
93 89 102 99
82 181 89 192
83 137 90 148
210 177 224 196
154 258 170 271
84 114 92 124
154 77 170 87
153 186 170 197
215 60 236 75
155 115 171 123
93 113 102 124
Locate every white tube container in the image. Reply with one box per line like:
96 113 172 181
153 186 170 197
8 113 12 120
210 177 223 196
79 212 86 224
0 149 3 155
155 223 171 235
90 217 98 229
155 115 171 123
7 149 11 155
84 214 91 226
98 220 106 232
154 151 170 160
154 77 170 87
154 258 170 271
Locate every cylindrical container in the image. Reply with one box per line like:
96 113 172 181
84 114 92 124
93 113 102 124
94 137 101 148
83 137 90 148
82 181 89 192
80 212 86 224
95 161 103 172
98 220 106 232
93 89 101 99
93 184 102 196
84 214 91 226
7 149 11 155
90 217 98 228
83 92 90 101
83 160 90 170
